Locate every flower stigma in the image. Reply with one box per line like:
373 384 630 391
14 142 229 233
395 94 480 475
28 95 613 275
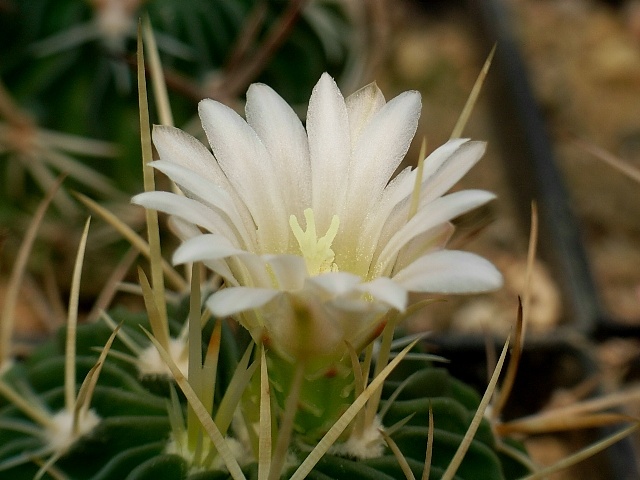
289 208 340 275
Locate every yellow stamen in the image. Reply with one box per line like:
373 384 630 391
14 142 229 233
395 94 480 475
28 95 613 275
289 208 340 275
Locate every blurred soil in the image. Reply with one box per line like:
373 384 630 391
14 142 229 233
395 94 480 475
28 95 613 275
384 0 640 477
384 0 640 333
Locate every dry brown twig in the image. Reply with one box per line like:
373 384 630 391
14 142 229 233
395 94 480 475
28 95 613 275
357 0 392 84
576 136 640 184
128 0 306 107
210 0 307 101
223 0 270 75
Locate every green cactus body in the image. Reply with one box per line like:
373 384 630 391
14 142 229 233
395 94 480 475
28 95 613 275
0 303 531 480
263 352 355 443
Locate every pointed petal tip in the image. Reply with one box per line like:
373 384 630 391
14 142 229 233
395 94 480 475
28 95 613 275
171 234 243 265
314 72 340 95
130 192 148 206
152 123 169 134
398 89 422 104
151 124 184 145
245 83 267 106
246 81 271 95
197 98 228 122
206 287 280 317
393 250 504 295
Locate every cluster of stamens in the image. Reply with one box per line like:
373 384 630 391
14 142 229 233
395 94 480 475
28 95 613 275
289 208 340 276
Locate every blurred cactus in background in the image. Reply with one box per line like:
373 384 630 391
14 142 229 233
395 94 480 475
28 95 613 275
0 0 359 203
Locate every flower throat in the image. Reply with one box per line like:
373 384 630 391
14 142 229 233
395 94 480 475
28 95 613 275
289 208 340 275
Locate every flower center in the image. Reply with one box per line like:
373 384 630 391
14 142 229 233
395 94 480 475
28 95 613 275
289 208 340 275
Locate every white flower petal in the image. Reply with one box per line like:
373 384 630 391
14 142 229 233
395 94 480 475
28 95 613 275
375 190 496 274
357 277 408 311
165 226 268 296
337 90 421 263
168 217 241 287
246 83 311 216
198 99 290 250
373 166 414 217
306 271 362 297
153 125 256 243
353 166 413 275
204 259 240 287
307 73 351 232
172 233 244 265
419 140 486 205
167 218 241 286
151 160 233 212
151 160 255 249
207 287 280 317
373 138 472 223
345 81 386 146
227 252 275 288
167 216 201 240
392 222 454 274
361 140 487 274
325 299 388 351
419 138 471 183
348 90 421 203
266 293 344 359
153 125 223 183
263 254 307 291
393 250 503 293
132 191 240 246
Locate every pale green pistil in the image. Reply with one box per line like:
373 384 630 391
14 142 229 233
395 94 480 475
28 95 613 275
289 208 340 275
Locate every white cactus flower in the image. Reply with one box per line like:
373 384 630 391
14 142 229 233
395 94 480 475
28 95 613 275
133 73 502 360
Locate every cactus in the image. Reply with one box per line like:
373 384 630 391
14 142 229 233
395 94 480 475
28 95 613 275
0 298 531 479
0 8 534 479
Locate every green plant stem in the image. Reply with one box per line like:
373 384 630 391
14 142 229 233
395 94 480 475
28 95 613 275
65 218 91 412
188 263 203 451
364 312 397 428
268 361 305 480
137 21 169 343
